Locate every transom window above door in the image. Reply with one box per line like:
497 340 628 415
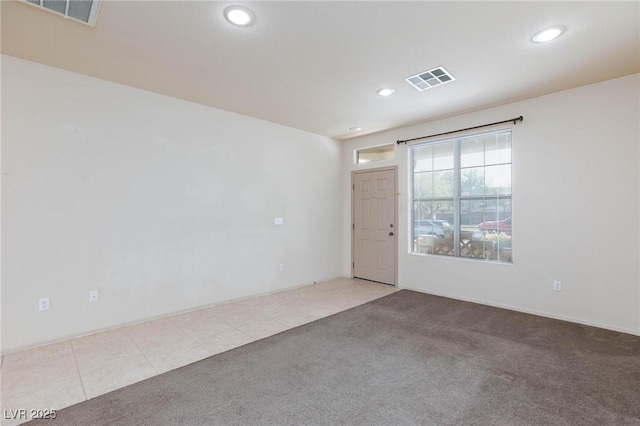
410 129 512 263
356 144 395 164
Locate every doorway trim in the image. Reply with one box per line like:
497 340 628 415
351 166 398 287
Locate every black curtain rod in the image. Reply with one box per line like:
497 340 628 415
396 115 524 145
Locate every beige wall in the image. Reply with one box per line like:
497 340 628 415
342 74 640 335
2 55 638 355
1 56 343 352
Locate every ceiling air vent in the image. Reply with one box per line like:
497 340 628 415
23 0 102 27
405 66 455 92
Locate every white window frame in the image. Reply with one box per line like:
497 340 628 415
409 129 512 262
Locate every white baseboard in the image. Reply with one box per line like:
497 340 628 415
398 285 640 337
1 277 342 356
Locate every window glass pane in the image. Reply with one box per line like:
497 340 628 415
459 201 489 259
413 200 454 223
356 144 394 164
413 200 454 255
414 219 453 237
477 200 511 232
460 199 486 231
485 133 511 165
432 141 454 170
484 164 511 196
433 199 454 221
481 221 512 262
412 145 433 172
413 172 433 198
413 200 435 242
460 167 485 196
413 200 432 225
460 138 484 168
475 198 512 263
477 198 500 223
497 132 512 163
498 198 512 220
433 170 454 197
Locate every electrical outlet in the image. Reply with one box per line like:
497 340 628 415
553 281 562 292
279 264 285 272
89 290 99 303
38 298 50 311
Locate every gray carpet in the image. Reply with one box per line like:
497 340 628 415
31 290 640 425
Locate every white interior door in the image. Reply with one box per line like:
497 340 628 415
353 168 396 285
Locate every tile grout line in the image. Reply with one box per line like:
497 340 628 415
209 317 266 344
172 315 239 344
69 339 88 401
171 314 256 356
140 328 203 361
122 329 161 376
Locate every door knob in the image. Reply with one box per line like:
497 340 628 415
389 232 394 236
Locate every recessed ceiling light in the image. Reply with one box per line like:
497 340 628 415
532 26 564 43
349 127 362 132
224 6 255 26
377 88 395 97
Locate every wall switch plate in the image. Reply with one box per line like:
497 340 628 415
89 290 99 302
39 298 50 311
279 264 285 272
553 281 562 292
274 217 284 225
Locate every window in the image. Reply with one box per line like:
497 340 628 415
410 130 512 262
356 144 395 164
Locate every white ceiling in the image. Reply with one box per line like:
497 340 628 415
2 1 639 139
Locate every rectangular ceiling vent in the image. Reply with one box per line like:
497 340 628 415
23 0 102 27
405 66 455 92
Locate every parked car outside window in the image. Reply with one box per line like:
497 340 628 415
478 217 512 236
414 220 453 238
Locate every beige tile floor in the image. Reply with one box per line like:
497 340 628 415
0 278 396 426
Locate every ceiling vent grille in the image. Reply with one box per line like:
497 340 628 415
23 0 102 27
405 66 455 92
